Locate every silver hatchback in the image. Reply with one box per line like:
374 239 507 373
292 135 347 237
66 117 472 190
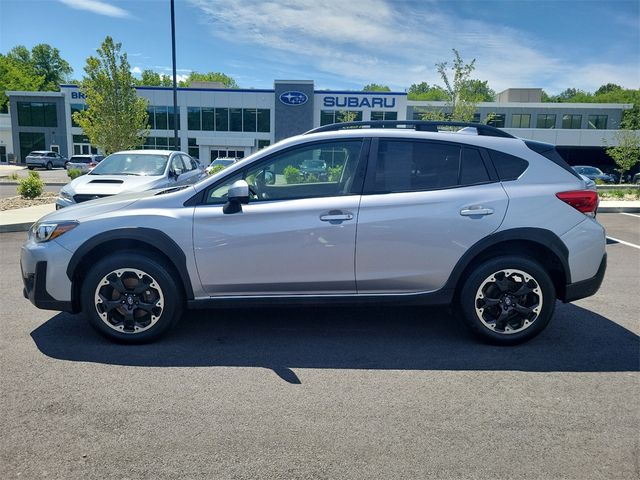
22 121 606 345
56 150 206 208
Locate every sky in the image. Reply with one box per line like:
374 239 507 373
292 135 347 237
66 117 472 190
0 0 638 94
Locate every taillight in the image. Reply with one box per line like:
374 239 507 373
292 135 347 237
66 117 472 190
89 162 96 167
556 190 599 216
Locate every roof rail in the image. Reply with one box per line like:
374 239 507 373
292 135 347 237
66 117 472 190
305 120 516 138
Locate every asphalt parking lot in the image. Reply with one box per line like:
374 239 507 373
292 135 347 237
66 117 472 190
1 213 638 479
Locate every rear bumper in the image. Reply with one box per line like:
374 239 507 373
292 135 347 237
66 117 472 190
562 253 607 303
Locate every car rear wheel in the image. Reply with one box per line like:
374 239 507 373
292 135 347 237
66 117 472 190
46 161 53 170
459 256 555 345
81 252 183 343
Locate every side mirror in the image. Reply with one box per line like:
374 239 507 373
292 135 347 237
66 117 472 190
170 168 183 179
223 180 249 214
264 170 275 185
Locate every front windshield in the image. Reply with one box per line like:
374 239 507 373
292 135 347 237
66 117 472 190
89 153 169 176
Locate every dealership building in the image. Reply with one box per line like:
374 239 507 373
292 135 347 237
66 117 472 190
1 80 634 167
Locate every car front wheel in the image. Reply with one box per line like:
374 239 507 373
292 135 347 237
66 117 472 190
46 161 53 170
459 256 556 345
81 252 183 343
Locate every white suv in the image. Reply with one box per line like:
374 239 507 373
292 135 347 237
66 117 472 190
21 121 606 345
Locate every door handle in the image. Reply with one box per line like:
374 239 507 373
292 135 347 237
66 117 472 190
460 207 494 216
320 210 354 222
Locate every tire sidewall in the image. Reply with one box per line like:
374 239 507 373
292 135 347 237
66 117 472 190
459 256 556 345
81 252 183 343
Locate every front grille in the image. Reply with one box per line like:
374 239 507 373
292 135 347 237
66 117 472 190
73 194 112 203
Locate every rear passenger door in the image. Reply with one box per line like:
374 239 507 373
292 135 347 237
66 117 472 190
355 138 509 294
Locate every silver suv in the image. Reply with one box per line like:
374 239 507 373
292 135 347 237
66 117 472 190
26 150 68 170
21 121 606 345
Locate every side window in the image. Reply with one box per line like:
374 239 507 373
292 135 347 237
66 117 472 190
460 148 490 185
487 149 529 181
48 152 57 158
180 155 194 171
205 140 363 204
169 155 186 173
373 140 461 193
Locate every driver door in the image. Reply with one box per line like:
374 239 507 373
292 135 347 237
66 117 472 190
193 139 367 296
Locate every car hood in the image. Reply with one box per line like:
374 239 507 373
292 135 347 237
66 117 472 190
64 174 168 196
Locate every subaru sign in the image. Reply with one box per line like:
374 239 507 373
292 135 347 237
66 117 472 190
279 91 308 106
323 96 396 108
71 91 86 99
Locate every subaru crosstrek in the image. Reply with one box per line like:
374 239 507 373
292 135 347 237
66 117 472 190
21 121 606 345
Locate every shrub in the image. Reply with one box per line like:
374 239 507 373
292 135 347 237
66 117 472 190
305 173 319 183
8 172 19 181
67 168 83 180
17 171 44 199
208 164 226 175
612 189 625 199
283 165 302 184
328 165 343 182
594 178 606 185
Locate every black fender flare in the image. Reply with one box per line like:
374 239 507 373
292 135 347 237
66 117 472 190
66 227 195 300
442 227 571 292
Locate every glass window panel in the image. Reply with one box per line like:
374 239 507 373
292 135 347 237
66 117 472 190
215 108 229 131
472 113 481 123
385 111 398 121
562 114 581 129
243 108 257 132
17 102 32 126
320 110 335 126
229 108 242 131
19 132 45 162
587 115 607 129
512 114 530 128
257 109 270 132
536 114 556 129
460 148 490 185
168 106 179 130
155 106 168 130
202 107 215 131
487 114 505 128
156 137 168 147
187 107 201 130
44 103 57 127
147 107 155 129
374 140 461 193
371 111 384 121
257 140 270 149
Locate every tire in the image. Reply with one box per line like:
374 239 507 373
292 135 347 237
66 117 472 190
459 256 556 345
64 161 69 169
27 166 34 170
46 161 53 170
81 252 183 343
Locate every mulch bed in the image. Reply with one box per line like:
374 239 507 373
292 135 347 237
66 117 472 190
0 193 58 211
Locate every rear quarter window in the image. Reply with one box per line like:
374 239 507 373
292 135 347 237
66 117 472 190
487 150 529 181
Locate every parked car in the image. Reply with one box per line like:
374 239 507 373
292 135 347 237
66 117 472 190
206 158 238 174
572 165 615 183
300 159 328 179
26 151 68 170
65 154 105 174
633 173 640 184
55 150 206 209
23 121 605 345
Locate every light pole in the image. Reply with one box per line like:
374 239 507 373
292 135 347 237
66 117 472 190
170 0 179 151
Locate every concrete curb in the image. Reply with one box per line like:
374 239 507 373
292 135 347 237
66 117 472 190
0 222 34 233
0 181 67 187
598 206 640 213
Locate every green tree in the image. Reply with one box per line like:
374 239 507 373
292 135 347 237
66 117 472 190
180 71 238 88
31 44 72 90
433 49 481 121
606 130 640 183
338 110 358 123
0 54 44 112
73 36 149 154
407 82 448 100
6 44 72 90
461 79 495 102
362 83 391 92
138 69 172 87
595 83 622 96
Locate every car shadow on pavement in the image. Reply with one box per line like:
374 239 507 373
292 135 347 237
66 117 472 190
31 302 639 382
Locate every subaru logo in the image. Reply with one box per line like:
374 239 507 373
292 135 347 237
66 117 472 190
279 91 308 106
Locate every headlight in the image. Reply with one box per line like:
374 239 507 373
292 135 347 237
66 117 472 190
59 190 73 201
29 221 78 243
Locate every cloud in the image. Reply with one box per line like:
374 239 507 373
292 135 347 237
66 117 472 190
131 66 142 74
188 0 639 92
59 0 131 18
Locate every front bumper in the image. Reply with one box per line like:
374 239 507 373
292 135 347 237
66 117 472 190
563 253 607 303
21 239 75 312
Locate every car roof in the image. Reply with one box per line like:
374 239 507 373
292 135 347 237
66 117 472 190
112 149 178 155
30 150 51 154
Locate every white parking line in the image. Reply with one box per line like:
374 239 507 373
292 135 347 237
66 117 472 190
619 212 640 218
607 236 640 250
